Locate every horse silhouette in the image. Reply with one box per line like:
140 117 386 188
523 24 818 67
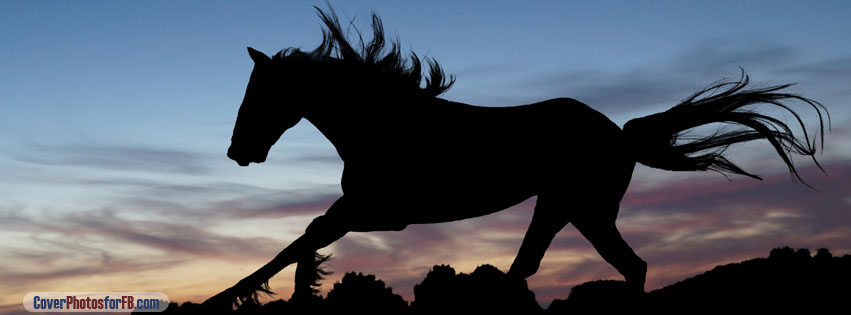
203 7 828 309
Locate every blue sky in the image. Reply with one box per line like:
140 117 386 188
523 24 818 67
1 1 850 312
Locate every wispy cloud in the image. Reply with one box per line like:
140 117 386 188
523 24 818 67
12 142 213 175
10 216 267 259
492 39 851 121
780 57 851 81
671 40 799 74
202 190 340 219
0 206 288 290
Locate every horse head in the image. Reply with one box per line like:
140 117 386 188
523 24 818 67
228 47 306 166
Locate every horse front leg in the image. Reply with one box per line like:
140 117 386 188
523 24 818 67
202 198 349 309
290 251 331 302
290 214 344 303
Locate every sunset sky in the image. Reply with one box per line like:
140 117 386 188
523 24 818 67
2 1 850 313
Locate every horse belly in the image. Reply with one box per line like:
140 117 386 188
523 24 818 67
406 184 536 224
397 156 540 224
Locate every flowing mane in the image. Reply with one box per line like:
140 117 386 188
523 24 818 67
271 7 454 99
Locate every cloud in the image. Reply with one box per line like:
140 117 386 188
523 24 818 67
293 154 343 165
783 60 851 91
504 39 850 120
452 64 520 79
672 40 799 74
34 173 343 222
199 190 340 220
1 254 181 290
12 142 213 175
622 162 848 213
93 211 283 259
0 211 190 291
79 177 222 195
522 69 693 115
0 207 287 270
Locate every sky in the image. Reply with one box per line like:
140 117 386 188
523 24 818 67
1 0 850 313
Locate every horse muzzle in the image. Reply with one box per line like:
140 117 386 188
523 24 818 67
227 145 266 167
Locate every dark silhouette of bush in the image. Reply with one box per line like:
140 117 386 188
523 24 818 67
814 248 832 261
324 272 409 314
411 264 542 314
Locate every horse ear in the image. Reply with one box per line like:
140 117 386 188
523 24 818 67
247 47 271 64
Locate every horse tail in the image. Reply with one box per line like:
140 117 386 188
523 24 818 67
622 70 829 187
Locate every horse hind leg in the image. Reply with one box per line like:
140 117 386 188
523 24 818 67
508 195 571 279
572 204 647 292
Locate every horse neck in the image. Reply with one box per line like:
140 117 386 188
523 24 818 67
300 94 369 161
301 91 428 161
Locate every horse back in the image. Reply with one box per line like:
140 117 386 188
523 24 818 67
341 97 628 192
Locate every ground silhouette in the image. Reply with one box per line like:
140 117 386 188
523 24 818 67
548 246 851 313
149 247 850 314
